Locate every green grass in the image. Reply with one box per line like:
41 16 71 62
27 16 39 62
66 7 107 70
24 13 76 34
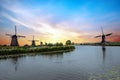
0 46 75 56
78 42 120 46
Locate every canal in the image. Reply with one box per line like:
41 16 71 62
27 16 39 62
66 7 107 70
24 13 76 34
0 46 120 80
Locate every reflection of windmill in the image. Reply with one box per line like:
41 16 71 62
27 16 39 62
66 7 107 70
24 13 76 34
11 57 19 72
29 35 39 46
102 46 106 64
95 27 112 45
6 26 25 46
101 46 107 71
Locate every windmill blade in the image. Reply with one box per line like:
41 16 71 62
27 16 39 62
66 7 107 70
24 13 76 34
28 40 39 42
33 35 34 40
15 25 17 35
95 35 101 38
28 40 32 41
17 35 26 38
101 27 104 35
105 33 112 36
34 40 39 42
6 34 12 36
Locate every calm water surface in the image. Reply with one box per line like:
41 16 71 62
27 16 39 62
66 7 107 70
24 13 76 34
0 46 120 80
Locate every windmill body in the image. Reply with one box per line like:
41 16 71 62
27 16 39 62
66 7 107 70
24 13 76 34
101 34 106 44
40 42 43 46
10 35 19 46
6 26 25 46
32 40 36 46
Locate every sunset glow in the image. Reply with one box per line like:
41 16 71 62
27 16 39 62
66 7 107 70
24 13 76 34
0 0 120 46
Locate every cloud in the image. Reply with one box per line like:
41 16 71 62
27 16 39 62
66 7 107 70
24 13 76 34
0 0 120 43
0 1 83 43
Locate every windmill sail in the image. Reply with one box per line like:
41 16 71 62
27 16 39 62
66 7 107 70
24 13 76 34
6 34 12 36
101 27 104 35
34 40 39 41
33 35 34 40
95 35 101 38
105 33 112 36
17 35 26 38
15 25 17 35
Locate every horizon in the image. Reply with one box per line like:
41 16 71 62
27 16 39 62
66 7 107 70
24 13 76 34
0 0 120 46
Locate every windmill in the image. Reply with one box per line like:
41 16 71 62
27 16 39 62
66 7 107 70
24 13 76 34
40 41 43 46
29 35 39 46
6 25 25 46
95 27 112 45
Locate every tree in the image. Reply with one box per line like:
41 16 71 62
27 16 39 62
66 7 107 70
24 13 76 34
45 42 47 46
59 42 63 46
55 42 63 46
48 43 53 47
66 40 71 45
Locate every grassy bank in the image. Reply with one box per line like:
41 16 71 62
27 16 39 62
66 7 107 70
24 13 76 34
0 46 75 56
77 42 120 46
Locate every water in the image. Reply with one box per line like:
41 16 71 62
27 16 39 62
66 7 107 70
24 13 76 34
0 46 120 80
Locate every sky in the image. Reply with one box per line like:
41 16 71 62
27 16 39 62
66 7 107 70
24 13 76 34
0 0 120 46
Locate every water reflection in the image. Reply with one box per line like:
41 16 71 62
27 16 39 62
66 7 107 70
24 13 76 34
10 57 19 72
27 52 64 59
9 52 65 71
40 52 64 63
102 46 106 64
40 52 64 57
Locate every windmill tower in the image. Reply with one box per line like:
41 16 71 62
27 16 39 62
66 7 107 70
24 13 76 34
6 25 25 46
95 27 112 45
29 35 39 46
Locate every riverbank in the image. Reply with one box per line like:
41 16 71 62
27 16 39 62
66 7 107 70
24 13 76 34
77 42 120 46
0 46 75 59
